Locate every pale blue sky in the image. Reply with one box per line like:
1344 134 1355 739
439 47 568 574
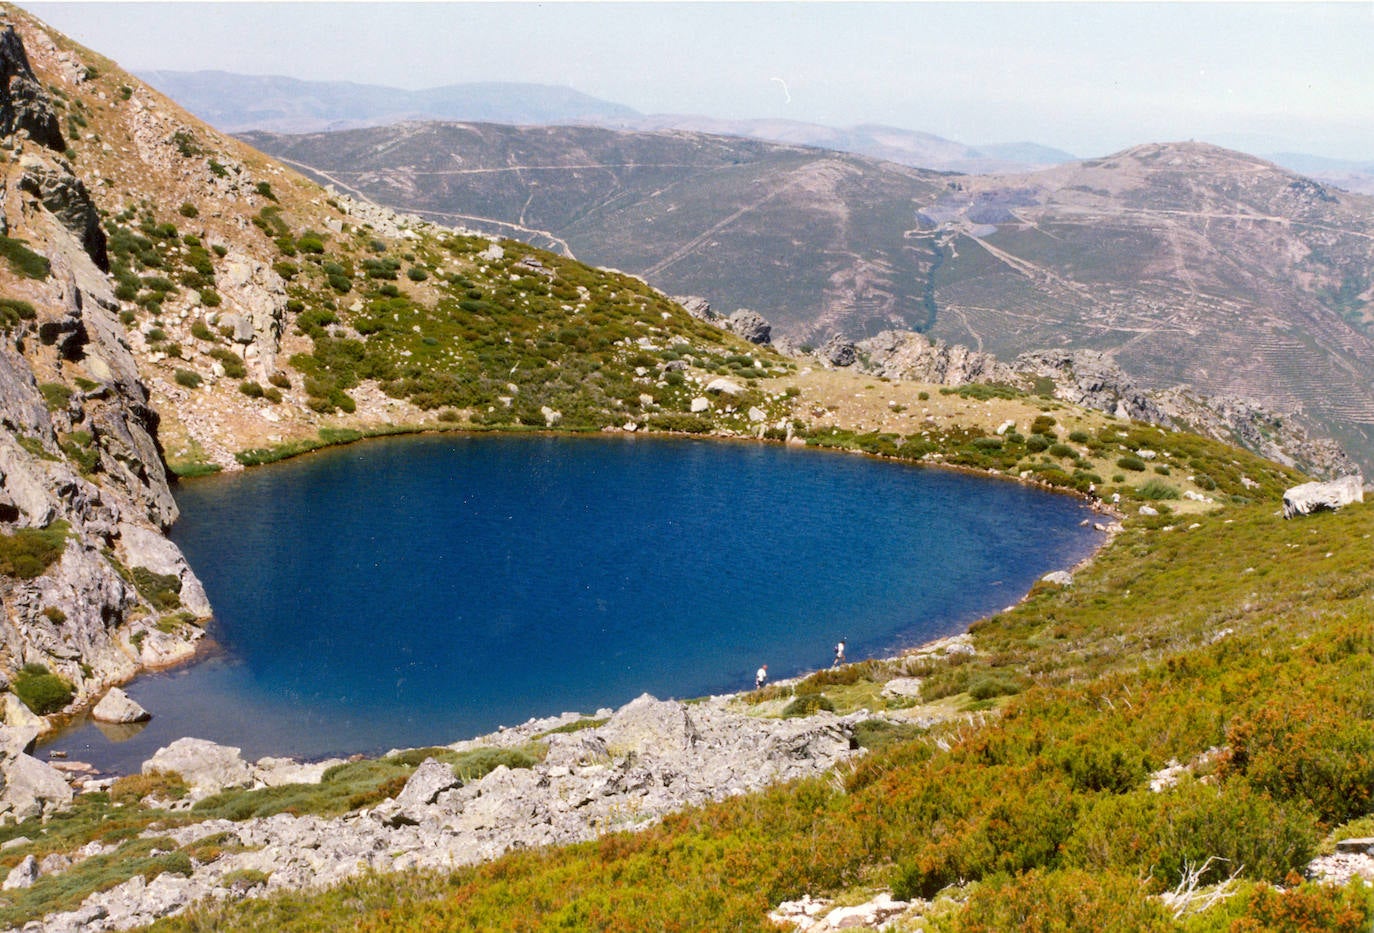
20 2 1374 160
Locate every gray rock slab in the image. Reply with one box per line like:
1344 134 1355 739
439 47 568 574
91 686 150 724
143 737 252 798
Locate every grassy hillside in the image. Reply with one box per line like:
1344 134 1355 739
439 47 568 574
1 5 800 480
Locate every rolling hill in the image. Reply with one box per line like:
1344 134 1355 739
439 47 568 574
242 123 1374 471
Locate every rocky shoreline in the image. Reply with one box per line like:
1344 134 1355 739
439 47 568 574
3 679 909 930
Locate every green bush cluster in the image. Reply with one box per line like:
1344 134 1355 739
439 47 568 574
0 236 51 279
12 663 74 714
0 522 69 579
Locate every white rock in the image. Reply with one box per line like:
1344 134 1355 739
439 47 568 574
1041 570 1074 586
91 687 151 724
704 378 744 396
1282 475 1364 519
2 854 38 890
143 738 253 798
690 396 710 413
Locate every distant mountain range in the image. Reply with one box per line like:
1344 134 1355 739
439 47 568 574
138 70 1077 175
139 70 1374 189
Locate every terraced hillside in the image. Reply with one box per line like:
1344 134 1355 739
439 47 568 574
242 124 1374 470
240 122 951 341
924 143 1374 469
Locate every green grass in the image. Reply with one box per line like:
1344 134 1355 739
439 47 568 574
0 521 69 579
0 236 51 279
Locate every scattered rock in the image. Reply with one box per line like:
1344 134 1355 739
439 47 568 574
91 687 151 724
704 378 744 396
1282 475 1364 519
2 854 38 890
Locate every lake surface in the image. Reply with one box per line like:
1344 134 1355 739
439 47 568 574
43 434 1102 772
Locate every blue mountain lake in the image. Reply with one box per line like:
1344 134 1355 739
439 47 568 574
43 434 1103 771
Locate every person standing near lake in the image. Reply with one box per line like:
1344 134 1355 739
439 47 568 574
755 664 768 689
833 639 846 667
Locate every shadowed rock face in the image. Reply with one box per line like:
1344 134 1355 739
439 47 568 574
0 24 205 735
0 26 63 151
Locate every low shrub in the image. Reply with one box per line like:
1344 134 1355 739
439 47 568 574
0 522 69 579
954 868 1172 932
782 694 836 717
1117 455 1147 472
130 566 181 610
1136 479 1181 500
173 369 202 389
0 236 51 279
13 663 74 714
0 297 36 328
110 770 189 805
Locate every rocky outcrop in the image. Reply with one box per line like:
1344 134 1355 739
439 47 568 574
725 308 771 345
0 25 205 725
1154 388 1360 480
819 334 857 368
1014 348 1173 424
16 152 108 270
206 252 287 382
674 295 718 323
855 330 1017 385
0 25 63 151
1282 475 1364 519
1013 350 1359 479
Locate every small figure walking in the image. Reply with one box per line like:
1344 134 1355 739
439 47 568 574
755 664 768 690
832 639 846 667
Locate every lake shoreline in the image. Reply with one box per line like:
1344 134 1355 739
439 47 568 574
37 429 1112 773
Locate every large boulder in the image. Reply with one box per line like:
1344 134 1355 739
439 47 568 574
91 687 151 724
143 738 253 798
1283 475 1364 519
725 309 772 345
1 752 74 823
597 694 697 756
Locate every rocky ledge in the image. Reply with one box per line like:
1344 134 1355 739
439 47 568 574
16 691 867 931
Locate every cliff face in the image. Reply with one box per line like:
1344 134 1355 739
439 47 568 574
0 21 204 718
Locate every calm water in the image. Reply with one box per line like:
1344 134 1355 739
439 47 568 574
43 435 1101 771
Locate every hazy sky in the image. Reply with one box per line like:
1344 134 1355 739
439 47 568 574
21 2 1374 161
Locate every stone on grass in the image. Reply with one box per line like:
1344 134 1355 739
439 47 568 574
1282 475 1364 519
